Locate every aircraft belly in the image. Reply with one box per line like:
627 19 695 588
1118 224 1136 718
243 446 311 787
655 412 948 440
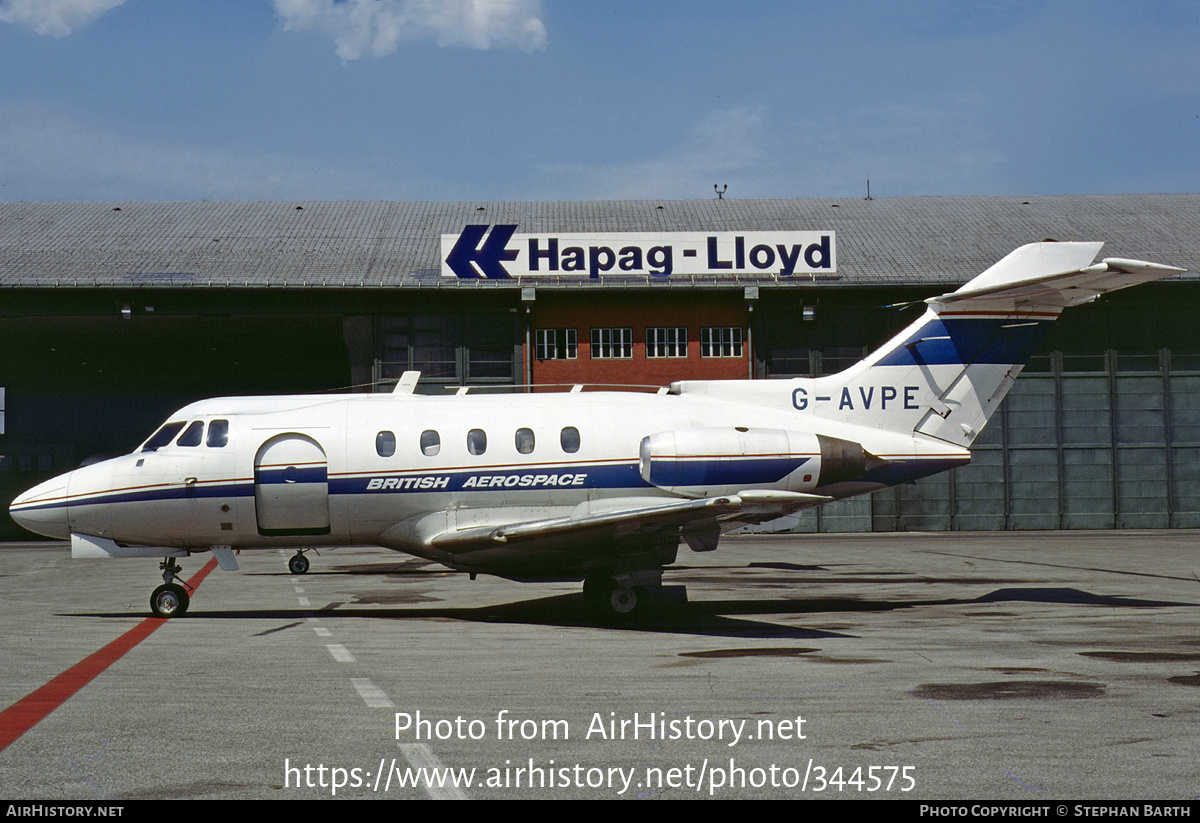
441 532 673 579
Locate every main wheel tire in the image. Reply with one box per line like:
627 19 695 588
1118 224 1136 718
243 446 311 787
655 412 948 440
610 585 639 615
151 583 189 618
288 554 310 575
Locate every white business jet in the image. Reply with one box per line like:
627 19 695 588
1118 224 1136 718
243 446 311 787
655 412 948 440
9 242 1184 618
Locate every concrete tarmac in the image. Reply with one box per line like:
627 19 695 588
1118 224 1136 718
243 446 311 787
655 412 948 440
0 531 1197 800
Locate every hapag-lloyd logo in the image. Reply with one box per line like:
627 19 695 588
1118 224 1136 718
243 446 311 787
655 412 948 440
440 226 835 279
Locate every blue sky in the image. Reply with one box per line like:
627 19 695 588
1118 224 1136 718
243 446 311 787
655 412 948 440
1 0 1197 202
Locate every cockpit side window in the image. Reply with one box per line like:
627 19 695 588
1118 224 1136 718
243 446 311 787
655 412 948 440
177 421 204 447
207 420 229 448
142 421 186 452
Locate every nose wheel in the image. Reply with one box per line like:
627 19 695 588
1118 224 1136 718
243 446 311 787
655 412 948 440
151 583 189 618
150 557 190 618
288 552 310 575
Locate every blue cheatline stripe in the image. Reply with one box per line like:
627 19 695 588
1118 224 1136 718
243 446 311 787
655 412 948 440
648 456 812 487
14 454 966 512
331 462 650 494
875 317 1053 367
15 481 256 513
861 455 970 485
254 466 328 485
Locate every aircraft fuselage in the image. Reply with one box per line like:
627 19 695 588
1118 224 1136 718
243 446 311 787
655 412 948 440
11 387 955 580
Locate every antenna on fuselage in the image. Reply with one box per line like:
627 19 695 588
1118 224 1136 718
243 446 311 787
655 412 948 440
393 371 422 394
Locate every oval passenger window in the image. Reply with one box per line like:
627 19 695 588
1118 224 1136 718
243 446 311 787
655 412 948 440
421 430 440 456
467 428 487 455
515 427 535 454
376 430 396 457
560 426 580 454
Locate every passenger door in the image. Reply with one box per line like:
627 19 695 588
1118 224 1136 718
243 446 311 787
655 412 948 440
254 433 331 536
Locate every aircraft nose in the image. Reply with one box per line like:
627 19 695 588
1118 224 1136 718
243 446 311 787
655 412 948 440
9 473 72 540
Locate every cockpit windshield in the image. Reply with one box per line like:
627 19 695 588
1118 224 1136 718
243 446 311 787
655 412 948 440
177 421 204 447
142 421 186 452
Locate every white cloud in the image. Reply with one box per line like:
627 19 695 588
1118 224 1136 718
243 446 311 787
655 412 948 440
534 107 770 200
778 93 1010 197
528 96 1011 201
0 102 406 200
273 0 548 61
0 0 126 37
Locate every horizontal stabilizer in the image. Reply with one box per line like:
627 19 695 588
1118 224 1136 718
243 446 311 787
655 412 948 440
930 243 1185 311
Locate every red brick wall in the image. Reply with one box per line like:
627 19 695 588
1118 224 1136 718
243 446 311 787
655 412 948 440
527 292 749 388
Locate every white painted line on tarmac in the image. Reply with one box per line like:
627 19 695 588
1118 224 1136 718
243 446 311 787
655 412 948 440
351 678 393 708
398 743 469 800
326 644 356 663
313 627 332 637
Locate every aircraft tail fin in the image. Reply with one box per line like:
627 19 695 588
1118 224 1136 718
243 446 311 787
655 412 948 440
831 242 1184 448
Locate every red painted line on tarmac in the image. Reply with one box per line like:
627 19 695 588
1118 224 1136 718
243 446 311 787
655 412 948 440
0 557 219 753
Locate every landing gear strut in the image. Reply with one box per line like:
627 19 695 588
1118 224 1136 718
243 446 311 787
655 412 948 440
288 551 310 575
150 557 190 618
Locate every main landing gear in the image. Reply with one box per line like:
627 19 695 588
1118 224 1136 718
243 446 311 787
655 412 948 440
288 551 310 575
150 557 190 618
582 569 684 619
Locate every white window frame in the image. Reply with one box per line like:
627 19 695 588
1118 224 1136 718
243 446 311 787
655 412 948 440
535 328 578 360
646 327 688 358
700 327 743 358
590 328 633 359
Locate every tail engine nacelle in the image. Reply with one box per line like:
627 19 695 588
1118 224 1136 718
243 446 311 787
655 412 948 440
639 427 872 496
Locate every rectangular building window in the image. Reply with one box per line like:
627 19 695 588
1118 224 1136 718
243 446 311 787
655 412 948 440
378 313 516 387
646 327 688 358
701 327 743 358
535 328 578 360
590 328 633 359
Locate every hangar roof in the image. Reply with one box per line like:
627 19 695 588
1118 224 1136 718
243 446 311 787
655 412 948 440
0 195 1196 289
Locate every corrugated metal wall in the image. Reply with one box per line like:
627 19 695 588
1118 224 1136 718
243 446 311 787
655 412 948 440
757 350 1200 533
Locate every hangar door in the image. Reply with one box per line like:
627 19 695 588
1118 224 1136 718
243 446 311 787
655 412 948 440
254 434 331 536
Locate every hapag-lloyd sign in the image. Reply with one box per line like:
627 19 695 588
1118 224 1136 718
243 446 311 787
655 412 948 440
440 225 835 279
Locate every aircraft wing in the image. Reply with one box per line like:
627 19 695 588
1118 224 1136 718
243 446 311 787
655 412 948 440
429 490 830 556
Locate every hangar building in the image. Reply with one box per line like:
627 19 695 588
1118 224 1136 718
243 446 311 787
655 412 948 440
1 195 1197 537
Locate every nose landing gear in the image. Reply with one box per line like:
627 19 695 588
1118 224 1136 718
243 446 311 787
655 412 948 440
150 557 190 618
287 551 310 575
